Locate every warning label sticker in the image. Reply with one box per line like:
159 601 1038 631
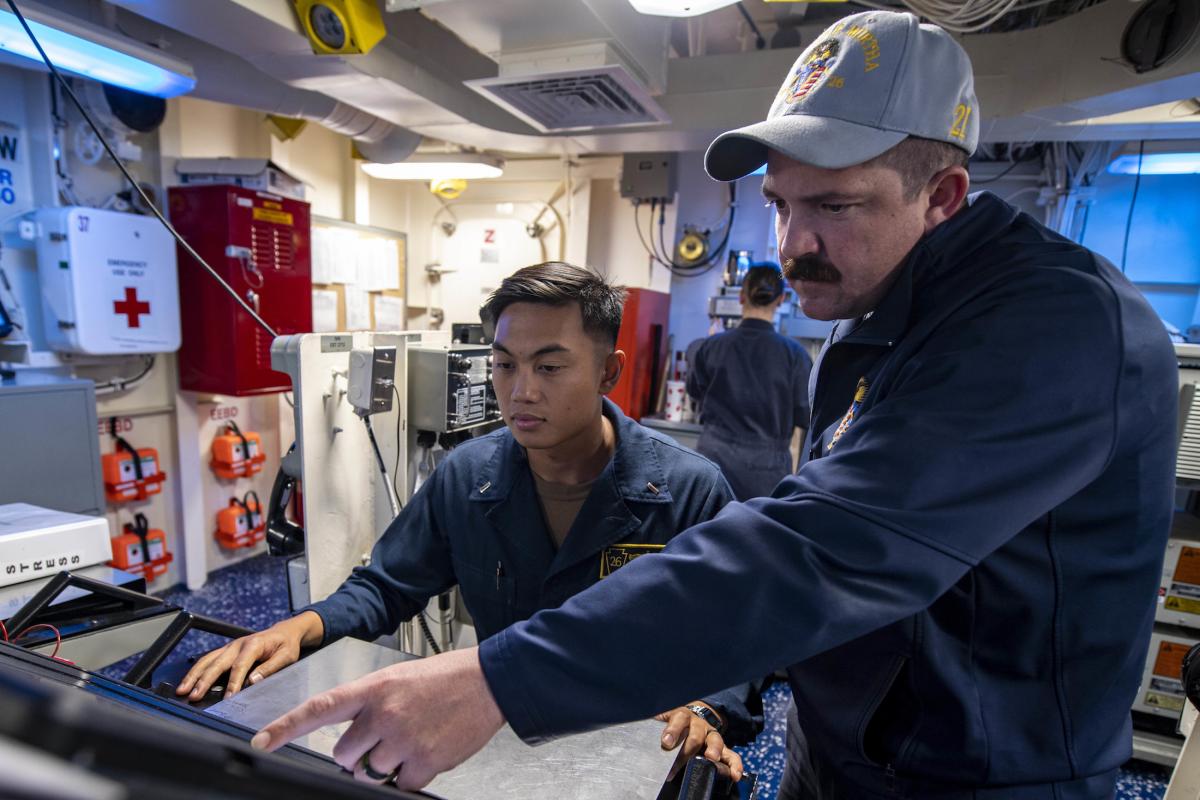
1145 691 1186 712
1165 595 1200 615
252 207 294 226
1175 546 1200 584
1153 640 1191 679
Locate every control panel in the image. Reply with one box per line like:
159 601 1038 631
407 344 499 433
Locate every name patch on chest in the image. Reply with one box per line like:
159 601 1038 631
599 543 664 578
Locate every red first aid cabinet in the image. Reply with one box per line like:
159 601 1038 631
169 185 312 396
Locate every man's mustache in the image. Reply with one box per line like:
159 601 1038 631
783 255 841 283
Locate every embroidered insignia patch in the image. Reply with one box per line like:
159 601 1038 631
826 377 869 452
785 38 841 104
599 543 664 579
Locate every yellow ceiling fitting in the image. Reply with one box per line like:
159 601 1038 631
291 0 386 56
677 230 709 264
266 115 308 141
430 178 468 200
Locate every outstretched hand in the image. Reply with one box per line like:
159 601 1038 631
250 646 503 790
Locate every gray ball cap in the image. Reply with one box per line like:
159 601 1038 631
705 10 979 181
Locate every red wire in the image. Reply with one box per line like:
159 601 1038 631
0 618 8 643
15 623 62 660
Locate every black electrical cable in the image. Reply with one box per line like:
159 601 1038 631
392 384 404 506
5 0 278 339
634 185 736 278
110 416 144 481
974 158 1032 185
360 413 399 518
94 354 155 394
417 613 442 655
637 202 722 278
651 199 670 264
633 201 659 263
1120 140 1145 275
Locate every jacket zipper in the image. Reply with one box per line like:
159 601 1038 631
495 561 504 591
885 763 898 795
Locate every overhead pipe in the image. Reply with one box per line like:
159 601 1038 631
119 14 421 161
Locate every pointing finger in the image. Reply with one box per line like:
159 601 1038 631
251 686 364 753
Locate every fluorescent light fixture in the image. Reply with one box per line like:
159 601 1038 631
361 153 505 181
628 0 739 17
0 3 195 98
1108 152 1200 176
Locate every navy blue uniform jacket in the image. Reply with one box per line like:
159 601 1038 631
687 318 813 500
478 193 1178 798
306 400 757 739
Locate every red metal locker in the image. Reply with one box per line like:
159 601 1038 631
610 287 670 422
169 185 312 395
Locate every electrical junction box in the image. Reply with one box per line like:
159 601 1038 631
1135 628 1198 717
620 152 677 203
0 504 112 589
35 207 180 355
709 292 743 320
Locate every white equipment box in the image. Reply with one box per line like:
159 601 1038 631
36 206 180 355
1136 629 1199 718
1159 536 1200 629
0 504 112 588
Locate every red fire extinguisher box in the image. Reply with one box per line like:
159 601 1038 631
168 185 313 396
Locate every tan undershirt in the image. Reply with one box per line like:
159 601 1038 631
532 472 594 550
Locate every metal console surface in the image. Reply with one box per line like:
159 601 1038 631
207 637 676 799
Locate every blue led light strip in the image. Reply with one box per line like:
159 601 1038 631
0 8 194 98
1109 153 1200 176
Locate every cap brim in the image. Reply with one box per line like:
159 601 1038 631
704 114 909 181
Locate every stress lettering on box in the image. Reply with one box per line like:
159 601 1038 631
4 552 82 576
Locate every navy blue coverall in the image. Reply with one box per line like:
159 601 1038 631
687 318 813 500
305 399 760 741
477 193 1178 799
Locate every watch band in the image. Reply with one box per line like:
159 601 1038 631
686 703 724 734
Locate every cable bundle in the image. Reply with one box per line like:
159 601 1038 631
856 0 1094 34
634 184 737 278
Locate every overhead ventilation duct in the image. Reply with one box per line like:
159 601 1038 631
466 42 669 133
111 15 421 163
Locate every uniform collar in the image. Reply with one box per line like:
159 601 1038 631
469 397 673 505
737 318 775 331
834 191 1017 348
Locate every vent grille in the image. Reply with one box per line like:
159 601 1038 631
1179 383 1200 481
468 65 668 133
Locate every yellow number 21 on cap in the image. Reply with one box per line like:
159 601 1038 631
950 104 972 142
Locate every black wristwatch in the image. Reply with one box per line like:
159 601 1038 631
686 703 725 734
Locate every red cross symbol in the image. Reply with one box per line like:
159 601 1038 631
114 287 151 328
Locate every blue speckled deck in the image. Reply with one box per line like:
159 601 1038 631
733 681 1171 799
98 555 1173 798
95 554 291 682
